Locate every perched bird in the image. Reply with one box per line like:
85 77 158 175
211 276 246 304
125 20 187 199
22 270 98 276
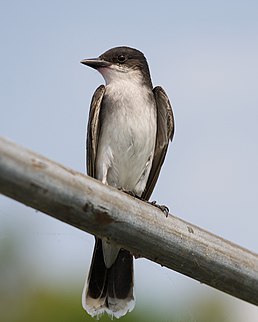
80 46 174 319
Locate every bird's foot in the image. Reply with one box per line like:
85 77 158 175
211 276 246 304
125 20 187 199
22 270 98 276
119 188 169 217
148 200 170 217
119 188 138 198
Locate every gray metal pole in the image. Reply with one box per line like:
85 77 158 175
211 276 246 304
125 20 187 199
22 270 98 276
0 136 258 306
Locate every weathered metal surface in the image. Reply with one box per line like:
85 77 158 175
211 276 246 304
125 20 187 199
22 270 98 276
0 136 258 306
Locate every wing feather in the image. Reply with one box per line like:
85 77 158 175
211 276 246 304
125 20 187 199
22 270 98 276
142 86 175 200
86 85 106 178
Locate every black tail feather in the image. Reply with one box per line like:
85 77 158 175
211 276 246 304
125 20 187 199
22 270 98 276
83 238 135 318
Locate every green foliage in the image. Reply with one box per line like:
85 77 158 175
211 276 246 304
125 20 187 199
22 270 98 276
0 225 232 322
0 287 232 322
0 288 164 322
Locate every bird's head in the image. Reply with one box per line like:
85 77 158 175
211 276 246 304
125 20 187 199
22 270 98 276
81 46 152 87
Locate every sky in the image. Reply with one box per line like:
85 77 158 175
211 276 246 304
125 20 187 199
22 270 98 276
0 0 258 321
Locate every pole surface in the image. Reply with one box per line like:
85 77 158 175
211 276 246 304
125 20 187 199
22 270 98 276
0 136 258 306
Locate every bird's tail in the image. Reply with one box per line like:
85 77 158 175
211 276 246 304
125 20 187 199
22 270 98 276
82 238 135 319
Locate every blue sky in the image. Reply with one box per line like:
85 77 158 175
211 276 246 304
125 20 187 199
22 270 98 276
1 1 258 320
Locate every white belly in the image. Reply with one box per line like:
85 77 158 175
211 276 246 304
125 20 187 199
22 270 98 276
96 82 157 196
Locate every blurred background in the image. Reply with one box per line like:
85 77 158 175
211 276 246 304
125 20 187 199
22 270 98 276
1 1 258 321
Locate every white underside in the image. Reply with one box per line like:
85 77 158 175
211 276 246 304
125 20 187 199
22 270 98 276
96 72 157 196
102 240 120 268
83 66 155 319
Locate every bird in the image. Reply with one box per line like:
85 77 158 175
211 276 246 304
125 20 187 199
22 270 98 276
80 46 174 319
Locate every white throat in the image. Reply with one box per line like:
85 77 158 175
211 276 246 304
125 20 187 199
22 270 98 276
98 65 143 86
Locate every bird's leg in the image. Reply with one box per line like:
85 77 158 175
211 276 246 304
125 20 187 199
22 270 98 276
119 188 169 217
147 200 170 217
118 188 138 198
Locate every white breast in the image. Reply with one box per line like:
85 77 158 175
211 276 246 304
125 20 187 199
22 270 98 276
95 75 157 196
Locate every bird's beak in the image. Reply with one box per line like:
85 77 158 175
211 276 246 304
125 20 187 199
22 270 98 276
80 58 111 69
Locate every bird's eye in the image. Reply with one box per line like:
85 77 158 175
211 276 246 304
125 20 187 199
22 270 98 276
117 54 126 63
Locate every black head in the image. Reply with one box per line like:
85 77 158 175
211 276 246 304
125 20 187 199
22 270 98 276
100 46 147 68
81 46 153 87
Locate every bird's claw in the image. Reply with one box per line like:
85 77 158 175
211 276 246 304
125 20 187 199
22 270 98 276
149 200 170 217
119 188 137 198
119 188 170 217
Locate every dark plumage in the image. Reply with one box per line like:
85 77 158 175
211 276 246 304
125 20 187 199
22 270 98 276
81 46 174 318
